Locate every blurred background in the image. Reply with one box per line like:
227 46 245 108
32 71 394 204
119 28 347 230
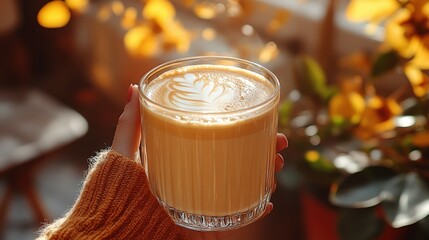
1 0 429 239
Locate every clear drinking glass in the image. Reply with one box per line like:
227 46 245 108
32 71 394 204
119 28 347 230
139 56 280 231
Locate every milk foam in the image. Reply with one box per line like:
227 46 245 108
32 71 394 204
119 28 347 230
145 65 274 113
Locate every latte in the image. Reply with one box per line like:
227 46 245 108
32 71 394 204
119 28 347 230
139 58 279 230
145 65 274 113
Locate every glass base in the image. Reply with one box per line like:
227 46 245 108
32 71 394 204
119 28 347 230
159 195 270 231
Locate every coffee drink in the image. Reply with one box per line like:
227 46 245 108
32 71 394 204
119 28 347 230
139 57 279 230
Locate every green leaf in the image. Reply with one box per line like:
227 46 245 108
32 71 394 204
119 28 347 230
382 173 429 228
293 55 335 102
371 49 399 77
338 207 384 240
330 166 397 208
278 100 293 127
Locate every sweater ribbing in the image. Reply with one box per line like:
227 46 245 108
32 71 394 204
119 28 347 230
37 150 183 240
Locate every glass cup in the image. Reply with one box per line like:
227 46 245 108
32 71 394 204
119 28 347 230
138 56 280 231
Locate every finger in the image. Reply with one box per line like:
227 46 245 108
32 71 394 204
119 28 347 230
274 153 284 172
272 178 277 192
259 202 274 219
111 84 141 159
276 133 288 152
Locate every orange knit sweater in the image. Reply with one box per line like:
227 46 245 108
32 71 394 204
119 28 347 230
37 150 183 240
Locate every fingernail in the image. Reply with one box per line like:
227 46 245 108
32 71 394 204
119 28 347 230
266 203 273 214
281 133 288 148
126 84 133 103
278 153 285 167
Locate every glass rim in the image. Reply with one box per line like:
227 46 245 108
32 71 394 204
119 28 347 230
138 55 280 116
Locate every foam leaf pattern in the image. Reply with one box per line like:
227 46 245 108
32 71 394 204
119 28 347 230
167 73 231 112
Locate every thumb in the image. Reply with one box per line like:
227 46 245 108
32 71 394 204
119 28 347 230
111 84 141 159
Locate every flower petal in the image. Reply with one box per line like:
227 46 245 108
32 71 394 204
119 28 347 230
409 43 429 69
346 0 400 22
385 10 417 58
404 64 429 97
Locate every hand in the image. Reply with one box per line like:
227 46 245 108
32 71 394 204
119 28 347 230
111 84 288 240
111 84 141 159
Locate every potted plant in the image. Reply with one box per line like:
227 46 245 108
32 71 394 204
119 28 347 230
279 1 429 239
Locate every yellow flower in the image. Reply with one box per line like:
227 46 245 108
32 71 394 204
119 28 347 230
403 64 429 97
329 92 365 124
162 20 191 53
346 0 401 24
354 95 402 139
123 0 191 56
385 1 429 69
329 77 365 124
143 0 176 26
346 0 429 69
124 24 159 57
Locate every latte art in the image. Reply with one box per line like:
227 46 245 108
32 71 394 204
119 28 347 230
167 73 233 112
139 57 280 230
145 65 274 113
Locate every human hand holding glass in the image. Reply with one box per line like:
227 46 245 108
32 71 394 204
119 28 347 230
112 84 287 239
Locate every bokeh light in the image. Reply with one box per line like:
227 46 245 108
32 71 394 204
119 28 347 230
37 1 71 28
65 0 89 13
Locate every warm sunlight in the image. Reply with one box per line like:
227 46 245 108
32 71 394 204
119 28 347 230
65 0 89 12
37 1 71 28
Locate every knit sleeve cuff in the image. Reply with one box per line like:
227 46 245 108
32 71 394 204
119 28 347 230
40 150 182 240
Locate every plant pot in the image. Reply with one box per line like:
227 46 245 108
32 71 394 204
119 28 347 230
300 188 409 240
